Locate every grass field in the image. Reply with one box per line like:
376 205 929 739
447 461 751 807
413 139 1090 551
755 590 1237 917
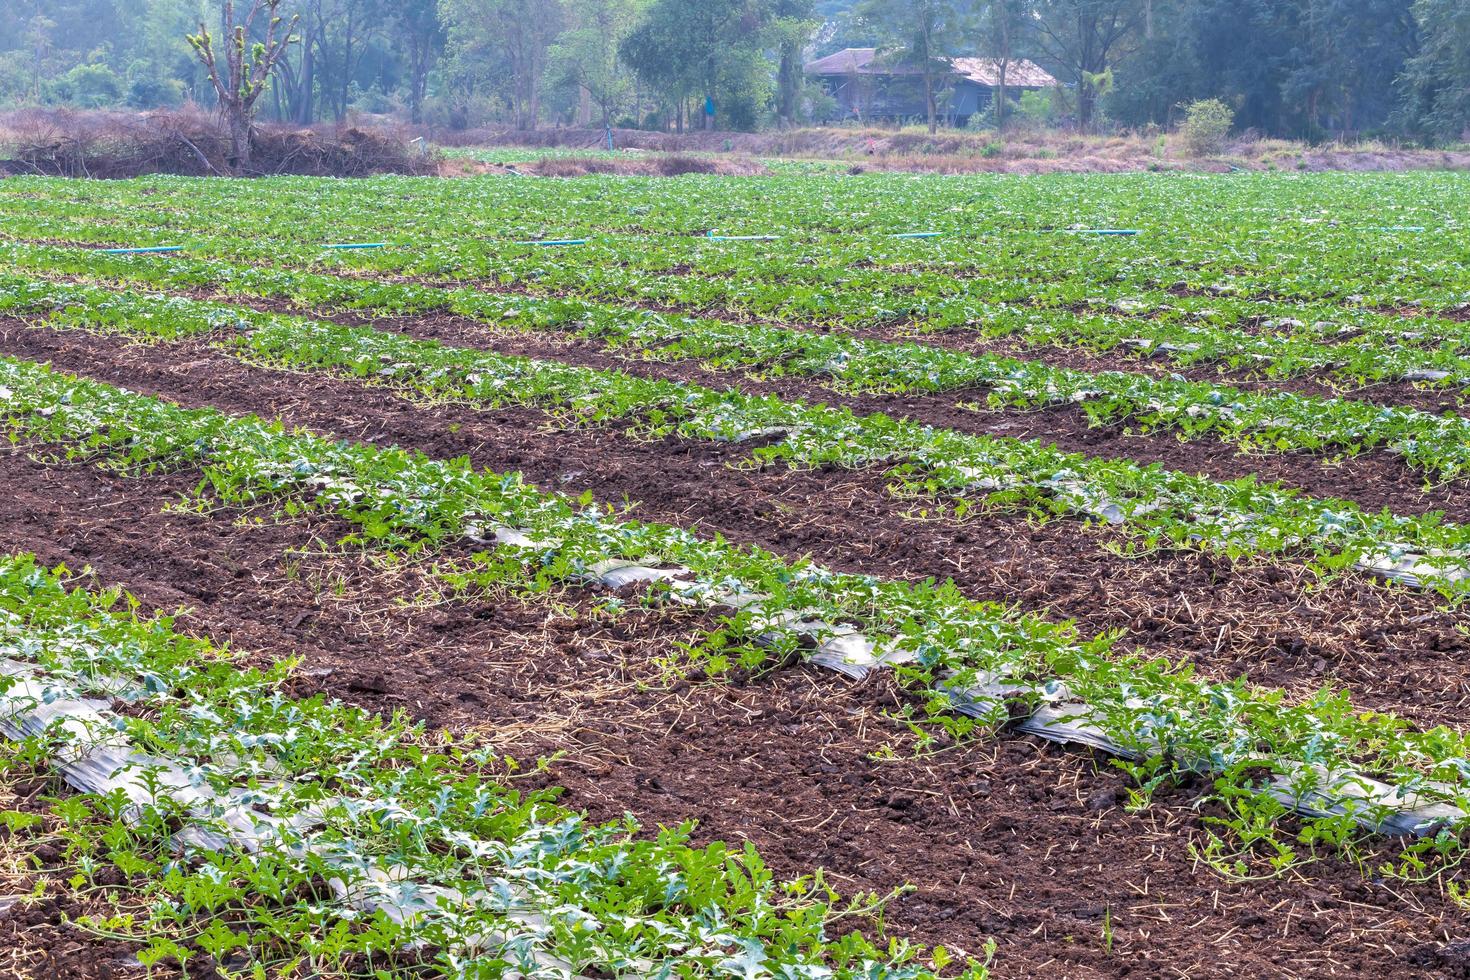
1 169 1469 978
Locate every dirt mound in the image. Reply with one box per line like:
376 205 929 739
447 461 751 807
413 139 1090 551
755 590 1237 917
448 125 1470 174
441 154 769 178
0 108 438 179
527 154 767 177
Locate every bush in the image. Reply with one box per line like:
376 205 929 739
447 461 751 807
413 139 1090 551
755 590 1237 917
1016 89 1056 128
1180 98 1234 156
46 64 124 109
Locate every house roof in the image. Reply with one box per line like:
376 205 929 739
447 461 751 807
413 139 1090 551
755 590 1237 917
805 47 1057 89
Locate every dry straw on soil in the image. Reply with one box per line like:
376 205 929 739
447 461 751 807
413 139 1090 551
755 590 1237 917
0 108 439 179
451 124 1470 174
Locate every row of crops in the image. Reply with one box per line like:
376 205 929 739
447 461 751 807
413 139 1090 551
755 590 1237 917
4 258 1470 593
4 351 1470 846
1 172 1467 308
10 247 1470 474
8 184 1470 394
3 170 1470 974
3 546 984 976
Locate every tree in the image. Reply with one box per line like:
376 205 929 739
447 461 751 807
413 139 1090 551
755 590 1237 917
187 0 300 173
1032 0 1144 130
978 0 1033 128
773 0 820 127
398 0 443 124
1104 0 1417 139
621 0 770 132
855 0 969 133
546 0 642 131
441 0 563 129
1397 0 1469 141
24 13 56 103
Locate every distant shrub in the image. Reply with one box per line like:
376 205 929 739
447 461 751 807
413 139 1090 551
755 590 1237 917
981 140 1004 158
1016 88 1057 128
46 64 124 109
1180 98 1234 156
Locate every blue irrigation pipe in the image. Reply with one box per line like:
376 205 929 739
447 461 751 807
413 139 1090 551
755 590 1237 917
1065 229 1140 236
322 242 389 250
1369 226 1426 233
517 238 589 246
892 231 943 239
98 245 185 255
706 231 780 241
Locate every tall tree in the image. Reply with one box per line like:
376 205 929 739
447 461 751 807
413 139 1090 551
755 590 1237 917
1397 0 1469 141
24 13 56 103
546 0 642 131
441 0 563 129
398 0 443 124
855 0 969 133
1032 0 1144 129
621 0 770 132
977 0 1033 128
187 0 300 172
773 0 820 127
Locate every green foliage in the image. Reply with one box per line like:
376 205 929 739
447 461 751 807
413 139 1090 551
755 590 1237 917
1180 97 1235 155
46 63 124 108
0 552 985 975
1014 87 1057 126
0 0 1451 141
1396 0 1470 142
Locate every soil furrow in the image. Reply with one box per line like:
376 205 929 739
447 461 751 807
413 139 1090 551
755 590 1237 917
5 448 1467 979
380 270 1470 415
23 262 1470 416
25 269 1470 517
1 322 1467 733
196 294 1470 523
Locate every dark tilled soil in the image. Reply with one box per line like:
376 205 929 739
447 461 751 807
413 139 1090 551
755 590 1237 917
2 323 1468 732
365 273 1470 418
359 308 1470 524
3 448 1469 979
38 266 1470 421
130 284 1470 521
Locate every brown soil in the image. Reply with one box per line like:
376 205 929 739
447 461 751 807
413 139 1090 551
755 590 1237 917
444 125 1470 175
296 266 1470 419
199 295 1470 523
440 154 770 178
3 322 1469 733
32 269 1468 517
3 447 1470 979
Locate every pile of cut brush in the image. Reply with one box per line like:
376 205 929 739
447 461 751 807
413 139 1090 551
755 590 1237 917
0 108 439 179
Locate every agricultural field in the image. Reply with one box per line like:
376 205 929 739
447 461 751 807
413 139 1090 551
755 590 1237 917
2 169 1470 978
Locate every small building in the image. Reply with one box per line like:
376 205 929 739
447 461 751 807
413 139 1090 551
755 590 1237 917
805 47 1057 126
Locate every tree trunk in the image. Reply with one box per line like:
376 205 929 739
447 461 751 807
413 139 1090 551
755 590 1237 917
295 37 316 124
228 110 251 173
338 14 353 123
996 62 1008 129
778 47 800 128
925 72 937 134
409 59 427 124
995 3 1011 130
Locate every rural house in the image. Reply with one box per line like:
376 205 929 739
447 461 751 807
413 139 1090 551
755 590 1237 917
805 47 1057 126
